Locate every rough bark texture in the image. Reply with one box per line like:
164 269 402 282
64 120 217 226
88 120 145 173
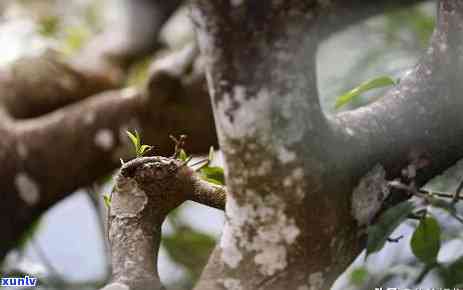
188 1 463 290
5 1 463 290
102 157 225 290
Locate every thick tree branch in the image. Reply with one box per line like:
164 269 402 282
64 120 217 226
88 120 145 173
0 51 118 119
0 0 185 121
334 1 463 188
102 157 227 290
191 1 456 290
192 2 341 290
189 177 226 210
0 44 216 259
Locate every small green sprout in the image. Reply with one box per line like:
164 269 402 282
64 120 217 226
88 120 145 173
198 146 225 186
103 193 112 209
178 149 189 162
126 130 154 157
170 134 188 159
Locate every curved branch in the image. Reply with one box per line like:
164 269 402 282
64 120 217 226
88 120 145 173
0 43 216 259
334 0 463 187
188 177 226 210
0 0 186 121
0 51 118 119
102 157 227 290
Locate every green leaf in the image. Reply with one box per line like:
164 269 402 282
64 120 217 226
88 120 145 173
126 130 141 155
335 76 396 109
178 149 189 161
17 217 41 251
138 144 153 157
366 200 415 257
103 193 112 209
411 216 441 264
350 267 369 286
162 225 216 280
60 26 91 56
38 15 60 37
200 166 225 186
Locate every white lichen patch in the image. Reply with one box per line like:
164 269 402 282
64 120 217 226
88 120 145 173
15 172 40 206
112 179 148 218
254 244 287 275
345 127 355 136
221 278 242 290
100 282 130 290
308 272 324 290
220 222 243 268
95 129 115 151
220 192 300 276
351 164 389 226
277 145 296 164
216 87 271 139
255 160 272 176
282 167 305 201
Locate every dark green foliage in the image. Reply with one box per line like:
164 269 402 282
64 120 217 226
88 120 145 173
439 256 463 288
410 216 441 265
384 6 435 49
350 267 369 286
17 217 41 251
162 225 216 282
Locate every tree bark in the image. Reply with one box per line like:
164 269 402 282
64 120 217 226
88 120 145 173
190 1 463 289
102 157 226 290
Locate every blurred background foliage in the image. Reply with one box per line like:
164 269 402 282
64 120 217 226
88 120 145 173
1 1 463 290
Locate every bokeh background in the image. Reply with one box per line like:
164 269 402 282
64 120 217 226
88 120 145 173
0 1 462 289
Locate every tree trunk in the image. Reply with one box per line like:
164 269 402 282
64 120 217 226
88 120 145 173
189 1 463 289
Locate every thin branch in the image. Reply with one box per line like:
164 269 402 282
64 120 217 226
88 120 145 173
454 178 463 203
104 156 227 290
188 177 226 210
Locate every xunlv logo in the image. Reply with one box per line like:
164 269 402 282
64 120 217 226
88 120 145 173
0 276 37 287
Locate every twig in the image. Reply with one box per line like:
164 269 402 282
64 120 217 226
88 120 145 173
189 158 209 169
387 235 404 243
454 179 463 204
169 134 187 159
389 180 463 201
